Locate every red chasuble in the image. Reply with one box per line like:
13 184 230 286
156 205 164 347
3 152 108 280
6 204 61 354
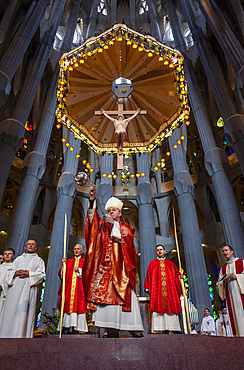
57 257 87 314
83 209 137 312
144 258 182 315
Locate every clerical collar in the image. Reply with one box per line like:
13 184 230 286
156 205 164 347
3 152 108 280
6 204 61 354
227 257 236 263
157 257 166 260
75 256 81 259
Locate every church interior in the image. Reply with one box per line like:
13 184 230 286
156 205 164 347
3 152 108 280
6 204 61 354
0 0 244 350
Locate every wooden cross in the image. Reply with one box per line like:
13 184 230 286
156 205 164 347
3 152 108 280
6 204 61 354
95 103 147 169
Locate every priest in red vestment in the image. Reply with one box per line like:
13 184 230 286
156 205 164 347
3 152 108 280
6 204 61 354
82 185 143 338
217 245 244 337
57 244 87 334
144 244 182 333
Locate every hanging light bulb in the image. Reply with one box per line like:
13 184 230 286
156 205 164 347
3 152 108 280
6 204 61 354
141 172 145 177
113 174 117 179
61 138 66 143
82 160 87 165
173 144 178 149
177 140 181 145
166 151 171 156
108 174 112 179
76 154 80 159
130 174 135 178
66 142 70 147
102 173 107 178
154 166 159 171
90 168 94 173
180 135 185 141
69 146 74 152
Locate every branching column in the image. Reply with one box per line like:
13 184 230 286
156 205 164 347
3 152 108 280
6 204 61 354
86 0 100 39
136 153 156 294
170 127 212 322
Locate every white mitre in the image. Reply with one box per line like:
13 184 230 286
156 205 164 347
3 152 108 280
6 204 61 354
105 197 123 212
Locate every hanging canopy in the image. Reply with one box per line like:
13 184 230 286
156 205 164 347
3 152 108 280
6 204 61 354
57 24 189 154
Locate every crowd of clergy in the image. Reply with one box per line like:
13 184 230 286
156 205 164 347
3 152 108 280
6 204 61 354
0 192 243 339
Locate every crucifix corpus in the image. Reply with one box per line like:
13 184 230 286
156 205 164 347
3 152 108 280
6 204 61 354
95 103 147 169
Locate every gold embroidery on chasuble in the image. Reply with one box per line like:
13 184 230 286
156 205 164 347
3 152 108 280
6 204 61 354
95 239 112 303
69 258 79 312
160 259 168 312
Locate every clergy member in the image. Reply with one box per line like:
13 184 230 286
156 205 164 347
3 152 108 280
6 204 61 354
83 185 144 338
144 244 182 333
201 308 216 335
216 310 226 336
0 253 4 264
57 244 87 334
0 240 45 338
0 248 15 314
217 245 244 337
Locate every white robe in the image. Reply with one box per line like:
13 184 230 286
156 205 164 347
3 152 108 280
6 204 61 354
217 258 244 337
216 317 226 336
201 316 216 335
0 253 45 338
0 262 13 314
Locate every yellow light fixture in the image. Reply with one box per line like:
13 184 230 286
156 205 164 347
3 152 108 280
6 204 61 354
98 48 103 53
87 51 92 56
70 146 74 151
157 162 161 166
108 174 112 178
76 154 80 158
158 56 164 62
102 173 107 178
161 158 165 162
56 123 61 129
181 90 186 94
148 52 153 57
90 168 94 173
61 138 66 143
68 66 73 71
57 118 62 123
136 173 140 178
180 83 184 88
113 174 117 179
163 167 166 171
117 36 123 41
122 174 126 179
173 144 178 149
182 100 187 105
169 63 174 68
141 172 145 177
74 62 79 67
82 160 87 165
130 174 135 179
127 40 132 45
79 59 85 64
86 163 91 169
177 140 181 145
132 43 137 49
185 120 190 126
104 44 109 49
164 60 169 65
109 40 114 45
166 151 171 156
180 135 185 140
138 46 144 52
184 115 189 120
59 87 64 92
180 77 184 82
66 142 70 147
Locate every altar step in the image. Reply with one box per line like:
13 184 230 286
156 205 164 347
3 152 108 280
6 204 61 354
0 334 243 369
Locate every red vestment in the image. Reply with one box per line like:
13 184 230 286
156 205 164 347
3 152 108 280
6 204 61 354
83 209 137 312
57 257 87 314
144 258 182 315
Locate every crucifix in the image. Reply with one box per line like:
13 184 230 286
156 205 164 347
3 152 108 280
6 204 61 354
95 103 147 169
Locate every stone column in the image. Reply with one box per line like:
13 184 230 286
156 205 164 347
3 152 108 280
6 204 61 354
169 127 212 322
181 0 244 176
41 129 81 314
197 0 244 87
86 0 100 39
136 153 156 295
110 0 117 26
97 153 113 215
166 0 244 257
0 0 67 205
146 0 162 41
0 0 48 107
129 0 136 30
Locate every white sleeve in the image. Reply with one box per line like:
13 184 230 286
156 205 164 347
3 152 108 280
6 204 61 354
111 221 121 241
88 200 96 223
28 259 46 287
236 260 244 294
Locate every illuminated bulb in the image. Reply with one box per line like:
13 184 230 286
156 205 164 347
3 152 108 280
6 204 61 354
184 115 189 120
117 36 123 41
164 60 169 65
86 163 91 169
136 173 140 178
166 151 171 156
127 40 132 45
138 46 144 52
113 174 117 179
68 66 73 71
148 52 153 57
87 51 92 56
61 138 66 143
132 43 137 49
173 144 178 149
102 173 107 178
161 158 165 162
158 56 164 62
122 174 126 179
59 93 63 98
70 146 74 152
109 40 114 45
157 162 161 166
177 140 181 145
76 154 80 158
65 142 70 147
180 77 184 82
104 45 109 49
154 166 158 171
79 59 84 64
56 123 61 129
98 48 103 53
163 167 166 171
82 160 87 165
169 63 174 68
90 168 94 173
60 80 65 85
57 118 62 123
59 87 64 92
74 62 79 67
180 83 184 88
182 100 187 105
185 120 190 126
130 174 135 179
108 174 112 178
141 172 145 177
181 90 186 94
180 135 185 141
